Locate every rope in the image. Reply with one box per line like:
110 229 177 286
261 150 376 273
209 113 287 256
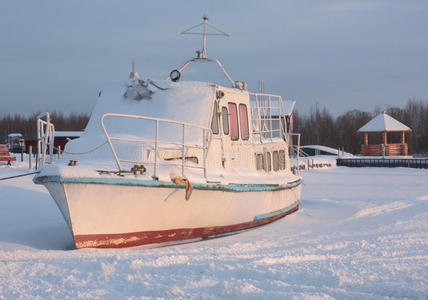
171 176 193 200
0 171 40 181
54 141 108 155
149 80 169 91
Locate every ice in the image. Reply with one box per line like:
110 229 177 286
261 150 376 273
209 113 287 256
0 162 427 298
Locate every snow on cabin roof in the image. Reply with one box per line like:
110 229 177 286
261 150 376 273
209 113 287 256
7 133 23 137
55 131 83 137
283 101 296 116
65 80 216 153
357 112 411 132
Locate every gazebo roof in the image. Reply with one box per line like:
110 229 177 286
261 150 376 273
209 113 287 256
358 112 411 132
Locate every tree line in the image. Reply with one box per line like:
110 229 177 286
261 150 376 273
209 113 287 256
1 98 427 155
294 98 428 155
0 111 90 143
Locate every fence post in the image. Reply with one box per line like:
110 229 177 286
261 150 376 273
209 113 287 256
29 146 32 169
35 146 38 170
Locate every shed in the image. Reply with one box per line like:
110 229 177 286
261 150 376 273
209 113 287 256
283 100 296 133
357 112 411 156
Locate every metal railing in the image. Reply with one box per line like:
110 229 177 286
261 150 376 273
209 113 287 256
37 112 55 168
337 158 428 169
287 133 302 175
249 92 288 143
100 113 213 178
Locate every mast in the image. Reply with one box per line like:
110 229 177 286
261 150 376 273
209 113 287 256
170 14 245 88
180 13 229 59
202 14 207 58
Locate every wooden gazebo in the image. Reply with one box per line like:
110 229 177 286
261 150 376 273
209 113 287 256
358 112 411 156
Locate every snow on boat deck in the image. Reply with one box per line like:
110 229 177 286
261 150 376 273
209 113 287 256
0 163 427 299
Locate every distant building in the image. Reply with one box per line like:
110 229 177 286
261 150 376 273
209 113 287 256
54 131 83 152
357 112 411 156
25 131 83 153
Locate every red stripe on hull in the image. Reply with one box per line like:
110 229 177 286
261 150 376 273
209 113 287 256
74 204 299 248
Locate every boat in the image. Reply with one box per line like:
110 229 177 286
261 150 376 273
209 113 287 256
33 15 302 249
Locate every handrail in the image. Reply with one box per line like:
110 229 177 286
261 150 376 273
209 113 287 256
287 133 302 175
100 113 212 178
175 57 236 88
249 92 288 144
37 112 55 168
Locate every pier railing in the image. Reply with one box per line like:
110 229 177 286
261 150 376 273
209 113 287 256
100 113 213 178
337 158 428 169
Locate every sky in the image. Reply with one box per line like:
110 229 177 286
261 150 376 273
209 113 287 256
0 0 427 116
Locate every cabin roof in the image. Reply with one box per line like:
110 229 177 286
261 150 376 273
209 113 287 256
357 112 411 132
283 101 296 116
55 131 83 137
74 80 217 147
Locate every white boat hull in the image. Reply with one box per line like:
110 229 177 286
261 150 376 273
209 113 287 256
39 177 301 248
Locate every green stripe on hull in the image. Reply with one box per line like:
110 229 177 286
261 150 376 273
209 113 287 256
34 175 302 192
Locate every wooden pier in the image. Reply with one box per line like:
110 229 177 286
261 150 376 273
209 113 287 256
337 158 428 169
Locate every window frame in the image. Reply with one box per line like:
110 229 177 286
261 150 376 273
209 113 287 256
210 103 219 135
228 102 240 141
279 150 286 170
221 106 229 135
273 150 279 171
266 152 272 172
239 104 249 140
256 153 265 170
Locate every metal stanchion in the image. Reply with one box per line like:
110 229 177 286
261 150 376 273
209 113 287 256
29 146 32 169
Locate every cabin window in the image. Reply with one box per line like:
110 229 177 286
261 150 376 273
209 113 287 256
266 152 272 172
221 106 229 135
211 104 219 135
273 151 279 171
279 150 286 170
239 104 249 140
228 103 239 141
256 153 264 170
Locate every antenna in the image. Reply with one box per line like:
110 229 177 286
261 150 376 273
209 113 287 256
129 59 139 79
181 14 229 59
170 15 238 88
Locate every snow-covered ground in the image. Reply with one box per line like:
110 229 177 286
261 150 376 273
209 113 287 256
0 162 427 299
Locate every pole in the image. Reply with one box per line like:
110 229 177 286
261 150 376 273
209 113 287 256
202 14 208 57
29 146 32 169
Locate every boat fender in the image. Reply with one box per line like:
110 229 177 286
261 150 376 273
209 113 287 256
185 179 193 201
170 176 193 201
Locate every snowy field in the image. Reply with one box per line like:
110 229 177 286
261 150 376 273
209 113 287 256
0 161 427 299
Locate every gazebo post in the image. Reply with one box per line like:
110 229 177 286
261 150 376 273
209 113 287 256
401 131 408 156
382 131 387 144
382 131 388 156
364 132 368 145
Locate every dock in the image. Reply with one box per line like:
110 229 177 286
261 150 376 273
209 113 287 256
337 158 428 169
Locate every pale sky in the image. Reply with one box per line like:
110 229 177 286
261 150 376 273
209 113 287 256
1 0 427 116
